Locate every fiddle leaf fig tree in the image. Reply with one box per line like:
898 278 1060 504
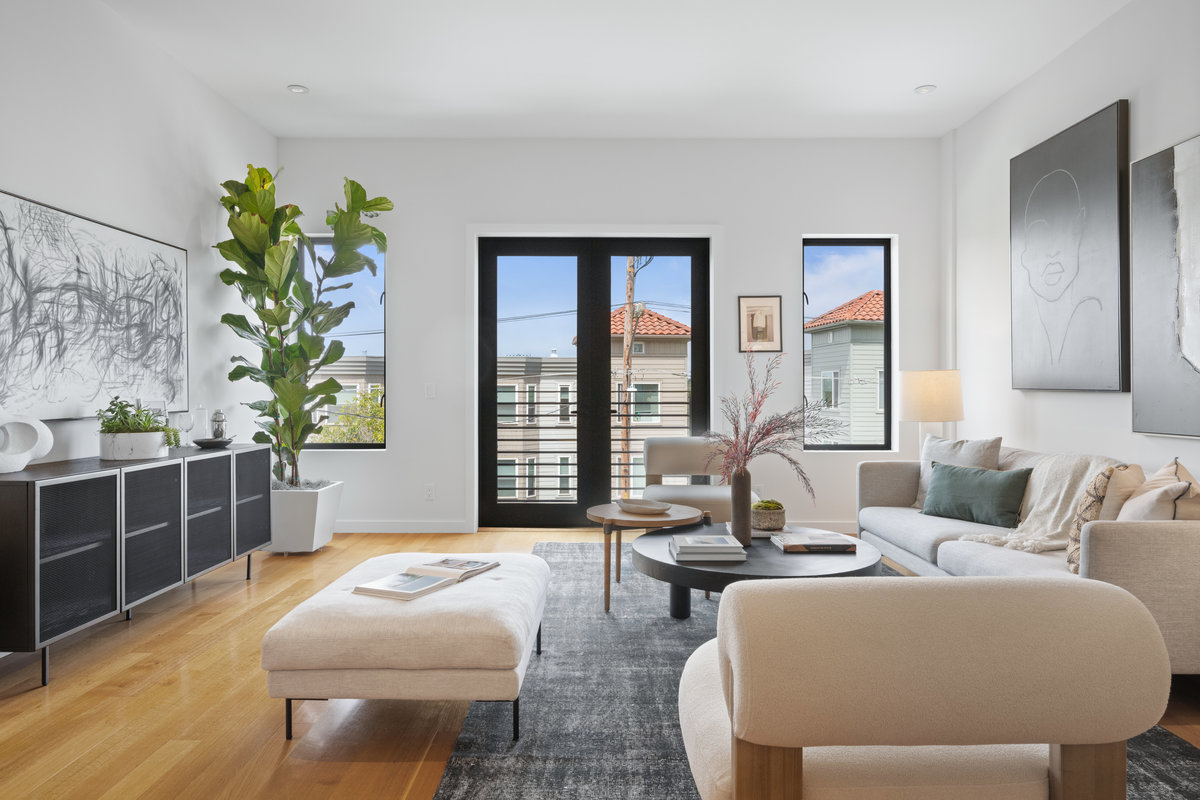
215 164 393 486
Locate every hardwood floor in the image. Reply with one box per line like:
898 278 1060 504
0 530 1196 799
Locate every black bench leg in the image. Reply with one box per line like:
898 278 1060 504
536 624 542 655
285 698 292 740
513 697 520 740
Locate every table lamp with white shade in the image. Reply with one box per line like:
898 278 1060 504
900 369 963 448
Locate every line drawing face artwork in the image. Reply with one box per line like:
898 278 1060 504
0 191 188 420
1009 100 1127 392
1019 168 1101 364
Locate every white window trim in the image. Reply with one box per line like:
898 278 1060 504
525 456 537 497
632 341 645 355
498 458 518 498
631 381 661 424
557 383 574 425
525 384 538 424
877 369 885 413
498 383 518 424
557 456 572 495
821 371 840 409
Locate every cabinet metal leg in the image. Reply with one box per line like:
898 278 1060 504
285 698 292 740
41 646 49 686
125 609 132 621
246 552 252 581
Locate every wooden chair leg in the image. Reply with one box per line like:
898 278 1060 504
1050 742 1126 800
732 735 802 798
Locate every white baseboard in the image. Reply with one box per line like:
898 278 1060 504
333 519 475 534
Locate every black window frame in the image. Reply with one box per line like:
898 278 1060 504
802 237 892 452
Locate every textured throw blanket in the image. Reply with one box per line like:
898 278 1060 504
960 453 1121 552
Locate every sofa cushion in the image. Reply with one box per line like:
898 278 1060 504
859 506 1008 562
997 446 1046 470
913 435 1003 508
1099 463 1147 520
923 463 1032 528
936 540 1072 578
1117 482 1193 521
1067 466 1115 574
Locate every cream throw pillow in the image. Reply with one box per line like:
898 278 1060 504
1067 466 1114 574
913 435 1003 509
1117 482 1193 521
1098 463 1147 520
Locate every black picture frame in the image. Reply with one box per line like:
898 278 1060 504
738 295 782 353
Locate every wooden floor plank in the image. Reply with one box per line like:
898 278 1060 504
0 529 1195 799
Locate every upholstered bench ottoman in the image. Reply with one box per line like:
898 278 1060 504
261 552 549 740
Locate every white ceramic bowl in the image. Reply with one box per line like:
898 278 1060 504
616 498 671 515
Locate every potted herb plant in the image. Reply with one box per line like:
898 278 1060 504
97 397 180 460
706 353 844 545
215 164 392 552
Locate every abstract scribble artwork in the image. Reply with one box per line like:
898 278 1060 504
1132 133 1200 436
0 190 187 420
1009 100 1129 391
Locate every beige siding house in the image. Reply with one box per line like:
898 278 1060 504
804 290 885 446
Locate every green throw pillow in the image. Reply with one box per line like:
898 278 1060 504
922 462 1033 528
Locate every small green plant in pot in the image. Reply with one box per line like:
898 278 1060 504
751 499 786 531
214 164 392 487
97 397 180 460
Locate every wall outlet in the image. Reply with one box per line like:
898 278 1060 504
423 483 435 501
424 382 436 399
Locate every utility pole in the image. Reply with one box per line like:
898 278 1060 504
619 256 652 497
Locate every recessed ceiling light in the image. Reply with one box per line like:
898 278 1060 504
913 84 937 95
287 84 310 94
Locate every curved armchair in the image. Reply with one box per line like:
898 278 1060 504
642 437 757 523
679 577 1170 799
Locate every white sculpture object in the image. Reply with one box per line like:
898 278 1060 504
0 404 54 473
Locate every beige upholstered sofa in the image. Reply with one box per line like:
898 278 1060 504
679 577 1170 800
643 437 757 523
858 446 1200 674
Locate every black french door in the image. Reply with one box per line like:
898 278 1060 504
479 237 709 527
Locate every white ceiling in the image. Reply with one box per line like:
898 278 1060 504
100 0 1132 139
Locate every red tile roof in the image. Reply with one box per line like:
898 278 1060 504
610 306 691 336
804 290 884 331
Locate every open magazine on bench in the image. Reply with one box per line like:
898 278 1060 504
352 558 500 600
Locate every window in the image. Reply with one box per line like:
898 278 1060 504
525 456 537 497
631 456 646 492
558 384 572 423
631 382 660 423
632 341 645 355
802 238 892 450
558 456 572 495
498 384 518 424
821 371 839 408
498 459 517 499
526 385 537 423
302 237 386 447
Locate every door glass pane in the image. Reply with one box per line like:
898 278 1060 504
610 255 692 499
497 256 577 502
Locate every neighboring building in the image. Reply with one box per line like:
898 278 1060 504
312 355 385 441
496 307 691 502
803 290 884 446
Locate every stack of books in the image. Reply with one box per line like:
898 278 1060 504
669 533 747 562
769 528 858 553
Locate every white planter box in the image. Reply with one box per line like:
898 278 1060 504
99 432 168 460
266 480 343 553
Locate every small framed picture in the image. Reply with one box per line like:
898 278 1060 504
738 296 782 352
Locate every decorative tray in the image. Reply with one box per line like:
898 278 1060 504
616 498 671 515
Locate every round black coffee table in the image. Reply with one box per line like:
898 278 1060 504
631 523 883 619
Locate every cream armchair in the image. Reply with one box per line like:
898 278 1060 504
642 437 757 523
679 577 1170 800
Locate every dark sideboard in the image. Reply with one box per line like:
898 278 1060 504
0 443 272 684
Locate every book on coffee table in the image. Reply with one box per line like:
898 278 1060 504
770 529 858 553
670 533 747 562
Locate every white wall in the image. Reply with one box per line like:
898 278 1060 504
0 1 277 462
278 137 943 532
952 0 1200 469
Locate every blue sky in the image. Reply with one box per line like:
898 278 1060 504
310 242 385 358
497 255 693 357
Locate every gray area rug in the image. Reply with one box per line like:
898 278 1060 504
433 542 1200 799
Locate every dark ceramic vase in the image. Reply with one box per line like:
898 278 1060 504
730 467 752 547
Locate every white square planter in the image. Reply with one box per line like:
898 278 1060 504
99 432 169 460
266 480 343 553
